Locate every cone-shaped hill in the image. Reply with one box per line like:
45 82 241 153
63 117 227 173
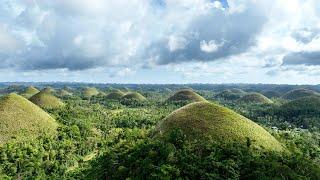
56 89 72 97
166 89 206 103
122 92 146 101
282 88 320 100
21 86 40 98
237 93 273 104
83 87 100 98
106 90 125 100
156 102 283 151
215 89 246 100
30 91 65 109
42 87 55 93
280 96 320 116
0 93 58 144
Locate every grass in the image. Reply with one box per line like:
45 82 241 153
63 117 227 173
0 93 58 144
30 91 65 109
21 86 40 98
122 92 146 101
282 88 320 100
83 87 100 98
167 89 206 102
156 101 284 151
237 93 273 104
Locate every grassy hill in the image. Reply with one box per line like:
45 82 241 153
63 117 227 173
167 89 206 102
56 89 72 97
282 88 320 100
42 87 55 93
21 86 40 98
237 93 273 104
156 101 283 151
105 90 125 100
280 96 320 117
83 87 100 98
122 92 146 101
215 89 246 100
0 93 58 144
30 91 65 109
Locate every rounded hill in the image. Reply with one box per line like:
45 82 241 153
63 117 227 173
56 89 72 97
122 92 146 101
282 88 319 100
106 90 125 100
0 93 58 144
30 91 65 109
215 89 246 100
83 87 100 98
280 96 320 117
21 86 40 98
156 102 283 151
237 93 273 104
166 89 206 102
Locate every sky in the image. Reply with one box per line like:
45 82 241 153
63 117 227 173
0 0 320 84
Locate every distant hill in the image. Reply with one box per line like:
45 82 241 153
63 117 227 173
122 92 146 101
215 88 246 100
83 87 100 98
263 91 281 98
30 91 65 109
166 89 206 103
237 93 273 104
282 89 320 100
21 86 40 98
105 90 125 100
156 101 283 151
0 93 58 144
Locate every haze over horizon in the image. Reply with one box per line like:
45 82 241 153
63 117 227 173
1 0 320 84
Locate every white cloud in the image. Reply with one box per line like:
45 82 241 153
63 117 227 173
200 40 221 53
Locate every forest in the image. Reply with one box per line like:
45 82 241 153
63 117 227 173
0 83 320 179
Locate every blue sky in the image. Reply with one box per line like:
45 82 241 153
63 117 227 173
0 0 320 84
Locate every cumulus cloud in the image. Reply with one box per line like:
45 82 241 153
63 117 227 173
1 0 320 84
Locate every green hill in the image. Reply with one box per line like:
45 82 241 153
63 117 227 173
30 91 65 109
83 87 100 98
105 90 125 100
41 87 55 94
167 89 206 102
282 89 320 100
263 91 281 98
215 89 246 100
237 93 273 104
21 86 40 98
280 96 320 117
122 92 146 101
56 89 72 97
156 101 283 151
0 93 58 144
